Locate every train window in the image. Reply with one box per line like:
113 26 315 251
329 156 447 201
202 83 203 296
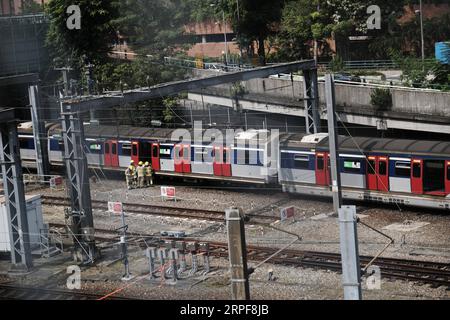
112 143 117 155
19 138 29 149
379 161 387 175
413 162 421 178
89 144 101 151
122 144 131 157
245 149 250 165
152 145 159 158
367 160 376 174
447 164 450 181
317 156 324 170
132 144 138 156
395 162 411 177
105 143 110 154
343 160 362 174
160 146 171 159
294 155 309 169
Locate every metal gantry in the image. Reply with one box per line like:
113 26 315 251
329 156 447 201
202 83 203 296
0 112 32 271
303 69 321 134
60 103 96 263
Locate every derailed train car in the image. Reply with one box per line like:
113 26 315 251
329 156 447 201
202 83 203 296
17 122 450 211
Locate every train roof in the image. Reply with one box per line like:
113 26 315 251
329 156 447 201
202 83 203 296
282 133 450 157
48 124 274 144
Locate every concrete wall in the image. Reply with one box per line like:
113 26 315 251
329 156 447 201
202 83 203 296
192 70 450 119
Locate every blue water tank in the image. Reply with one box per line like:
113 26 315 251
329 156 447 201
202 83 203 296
435 42 450 64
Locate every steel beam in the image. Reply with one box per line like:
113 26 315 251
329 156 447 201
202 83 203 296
0 119 33 271
29 85 50 179
304 69 321 134
63 60 317 113
60 103 97 263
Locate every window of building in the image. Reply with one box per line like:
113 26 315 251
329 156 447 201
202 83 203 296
395 161 411 177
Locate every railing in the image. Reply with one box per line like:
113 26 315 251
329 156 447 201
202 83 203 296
319 59 437 70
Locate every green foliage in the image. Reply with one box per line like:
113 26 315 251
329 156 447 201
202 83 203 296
231 82 247 97
162 97 180 123
115 0 194 56
329 55 345 72
389 50 450 90
46 0 119 69
21 0 44 14
370 88 392 111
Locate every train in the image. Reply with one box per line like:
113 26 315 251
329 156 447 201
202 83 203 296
17 122 450 211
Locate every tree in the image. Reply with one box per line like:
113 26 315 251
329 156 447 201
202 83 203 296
46 0 119 69
115 0 195 56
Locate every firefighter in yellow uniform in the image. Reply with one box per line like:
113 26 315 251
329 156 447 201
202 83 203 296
144 162 154 186
125 161 136 190
137 161 145 188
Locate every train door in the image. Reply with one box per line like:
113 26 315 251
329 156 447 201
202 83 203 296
213 147 223 176
366 156 378 190
131 141 139 164
315 152 329 186
222 147 232 177
377 156 389 192
174 144 183 173
104 141 111 167
104 140 119 167
411 159 423 195
182 145 191 173
151 143 160 172
446 161 450 195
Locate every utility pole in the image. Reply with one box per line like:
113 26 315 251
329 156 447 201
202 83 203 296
419 0 425 71
226 207 250 300
28 84 50 180
55 67 73 97
325 74 362 300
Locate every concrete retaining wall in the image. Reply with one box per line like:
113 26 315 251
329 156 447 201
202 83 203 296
191 69 450 118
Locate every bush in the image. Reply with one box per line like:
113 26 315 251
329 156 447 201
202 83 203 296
370 88 392 111
329 55 345 72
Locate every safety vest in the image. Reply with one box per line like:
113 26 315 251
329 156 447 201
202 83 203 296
145 166 153 176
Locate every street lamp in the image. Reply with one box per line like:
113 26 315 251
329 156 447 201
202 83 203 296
210 3 229 68
415 0 425 70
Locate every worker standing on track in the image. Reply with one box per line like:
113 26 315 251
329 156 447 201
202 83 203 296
144 161 153 187
137 161 145 188
125 161 136 190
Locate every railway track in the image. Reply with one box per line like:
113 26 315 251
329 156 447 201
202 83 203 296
42 195 277 223
49 224 450 289
0 283 131 300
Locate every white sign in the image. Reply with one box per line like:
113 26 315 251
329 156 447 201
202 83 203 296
161 186 176 201
280 207 295 221
108 202 123 214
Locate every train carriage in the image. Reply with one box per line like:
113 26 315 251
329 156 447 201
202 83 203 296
16 121 450 211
